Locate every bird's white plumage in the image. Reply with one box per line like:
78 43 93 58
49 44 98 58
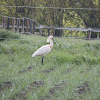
32 44 51 57
32 36 59 64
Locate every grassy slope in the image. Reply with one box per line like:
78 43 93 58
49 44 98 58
0 30 100 100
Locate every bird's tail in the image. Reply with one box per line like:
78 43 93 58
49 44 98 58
32 53 36 57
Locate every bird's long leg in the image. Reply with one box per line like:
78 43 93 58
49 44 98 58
42 56 44 65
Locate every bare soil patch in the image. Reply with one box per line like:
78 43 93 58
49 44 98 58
41 67 55 73
67 81 91 100
97 97 100 100
29 80 44 88
0 81 12 97
62 67 73 74
67 99 75 100
12 80 44 100
12 88 27 100
0 81 12 92
39 81 67 100
18 66 35 74
75 81 90 95
80 67 92 74
0 84 3 91
98 71 100 75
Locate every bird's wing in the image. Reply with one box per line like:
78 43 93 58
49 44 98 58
32 45 51 57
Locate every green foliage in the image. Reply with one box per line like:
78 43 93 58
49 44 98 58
0 29 100 100
84 43 100 51
0 0 100 37
0 29 20 41
0 44 7 53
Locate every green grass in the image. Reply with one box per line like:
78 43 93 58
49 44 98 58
0 30 100 100
0 29 20 41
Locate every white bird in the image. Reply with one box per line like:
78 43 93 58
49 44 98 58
32 36 59 65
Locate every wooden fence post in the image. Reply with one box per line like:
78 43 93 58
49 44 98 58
40 28 42 36
30 19 32 34
2 16 6 29
40 25 44 36
12 18 15 32
17 18 20 33
33 21 36 34
52 26 55 37
88 28 91 40
7 17 10 30
26 18 30 33
48 29 50 36
21 17 25 33
48 25 50 36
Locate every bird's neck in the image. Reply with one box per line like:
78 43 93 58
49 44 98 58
50 40 53 47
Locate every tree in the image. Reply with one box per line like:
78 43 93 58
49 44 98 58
0 0 100 37
38 0 67 36
67 0 100 38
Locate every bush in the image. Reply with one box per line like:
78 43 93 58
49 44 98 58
0 29 20 41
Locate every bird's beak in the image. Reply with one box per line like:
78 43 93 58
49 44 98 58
53 38 59 46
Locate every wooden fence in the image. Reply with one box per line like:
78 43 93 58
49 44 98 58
2 16 36 34
1 16 56 36
1 16 99 40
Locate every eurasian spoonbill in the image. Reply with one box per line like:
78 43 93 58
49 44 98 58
32 36 59 65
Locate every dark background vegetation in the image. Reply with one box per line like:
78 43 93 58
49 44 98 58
0 0 100 37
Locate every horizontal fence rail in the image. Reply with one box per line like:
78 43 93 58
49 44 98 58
0 5 100 10
0 15 100 40
39 26 100 32
0 16 36 34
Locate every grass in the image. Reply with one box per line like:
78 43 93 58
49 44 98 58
0 30 100 100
